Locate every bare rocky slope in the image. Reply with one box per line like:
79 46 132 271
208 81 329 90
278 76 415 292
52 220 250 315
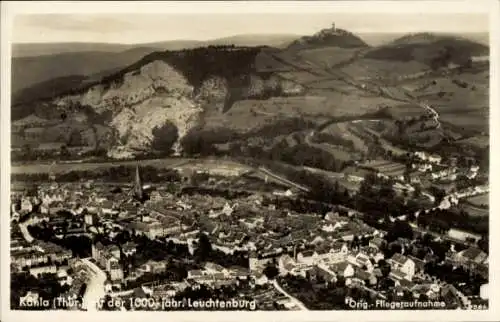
13 46 306 158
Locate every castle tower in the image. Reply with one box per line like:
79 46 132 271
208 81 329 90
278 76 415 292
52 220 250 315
134 163 144 201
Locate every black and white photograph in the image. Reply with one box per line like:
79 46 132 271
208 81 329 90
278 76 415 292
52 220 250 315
1 1 498 320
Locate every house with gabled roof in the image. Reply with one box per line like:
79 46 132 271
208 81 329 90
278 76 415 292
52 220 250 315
122 242 137 257
187 269 205 280
350 267 377 286
458 247 488 264
331 241 349 254
369 237 385 250
411 283 440 300
330 261 355 279
388 253 415 280
278 254 296 275
354 253 374 272
440 284 461 309
408 255 425 273
297 250 318 265
315 247 331 259
251 272 269 286
389 269 407 281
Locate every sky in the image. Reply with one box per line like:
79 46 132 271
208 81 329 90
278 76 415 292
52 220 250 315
12 13 489 44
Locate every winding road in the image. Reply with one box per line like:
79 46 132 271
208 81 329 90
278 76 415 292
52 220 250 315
421 102 441 129
18 222 34 243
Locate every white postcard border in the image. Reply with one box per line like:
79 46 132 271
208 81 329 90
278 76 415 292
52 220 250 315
1 1 499 321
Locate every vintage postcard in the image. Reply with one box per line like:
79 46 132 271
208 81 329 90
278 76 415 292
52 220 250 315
1 1 498 321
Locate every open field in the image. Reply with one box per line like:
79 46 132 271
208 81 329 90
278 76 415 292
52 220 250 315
439 111 488 135
341 58 429 79
386 104 429 119
305 78 358 92
456 135 490 149
174 159 253 175
277 71 329 85
460 203 489 217
11 157 254 175
414 74 488 111
304 167 361 193
310 142 357 161
205 99 329 132
320 122 369 153
359 159 406 177
11 158 192 175
228 94 398 122
296 47 359 68
465 193 489 208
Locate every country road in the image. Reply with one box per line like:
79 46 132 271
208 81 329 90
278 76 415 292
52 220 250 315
257 167 310 193
421 102 441 129
272 280 309 311
18 223 34 243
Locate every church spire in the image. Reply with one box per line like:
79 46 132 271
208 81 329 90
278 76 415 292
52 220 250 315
134 163 144 201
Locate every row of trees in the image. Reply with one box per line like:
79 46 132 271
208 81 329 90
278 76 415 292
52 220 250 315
416 208 488 236
28 165 182 183
180 118 317 157
311 132 356 150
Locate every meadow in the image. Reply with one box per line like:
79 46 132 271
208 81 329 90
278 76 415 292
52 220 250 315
465 193 489 208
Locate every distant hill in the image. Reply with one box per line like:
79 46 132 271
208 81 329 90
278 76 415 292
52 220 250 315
12 34 301 95
11 47 160 95
359 32 489 47
12 34 300 58
209 34 300 48
364 32 489 68
12 41 202 58
287 25 369 50
12 75 90 109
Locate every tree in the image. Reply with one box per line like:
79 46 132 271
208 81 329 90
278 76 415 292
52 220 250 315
351 236 360 249
195 233 212 261
384 242 403 259
386 220 414 243
336 276 346 287
22 144 33 159
413 185 422 199
68 130 83 147
151 121 179 155
60 145 70 158
478 237 488 254
378 259 391 278
263 264 279 280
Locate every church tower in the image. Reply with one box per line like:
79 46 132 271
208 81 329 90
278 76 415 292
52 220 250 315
134 163 144 201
